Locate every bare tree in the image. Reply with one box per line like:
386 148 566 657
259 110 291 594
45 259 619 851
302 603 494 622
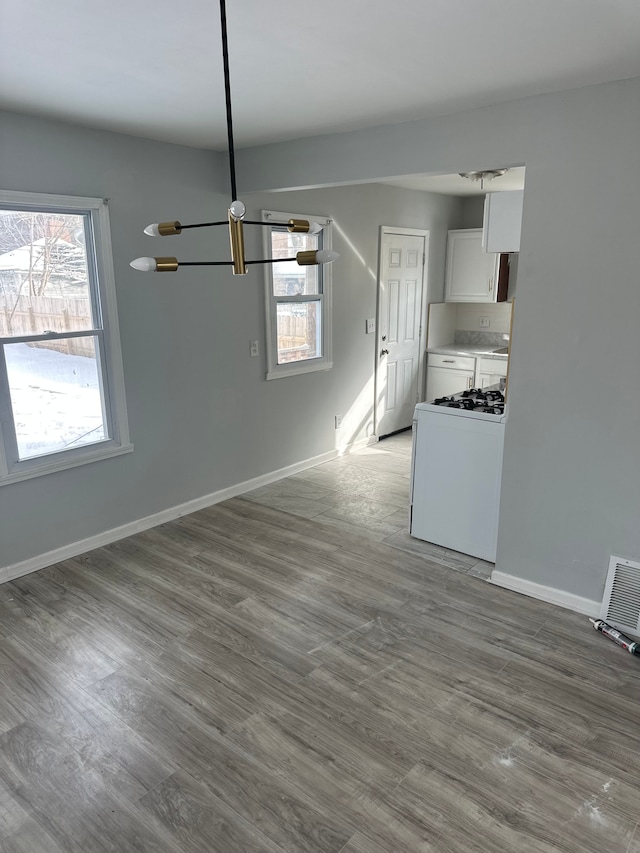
0 211 89 337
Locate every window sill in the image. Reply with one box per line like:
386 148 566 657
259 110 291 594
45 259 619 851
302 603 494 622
266 360 333 381
0 442 134 487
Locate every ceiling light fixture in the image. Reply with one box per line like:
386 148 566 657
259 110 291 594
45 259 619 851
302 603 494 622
458 169 509 190
130 0 338 276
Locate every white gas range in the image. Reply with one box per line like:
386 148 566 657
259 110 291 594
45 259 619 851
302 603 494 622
419 387 506 422
410 387 506 562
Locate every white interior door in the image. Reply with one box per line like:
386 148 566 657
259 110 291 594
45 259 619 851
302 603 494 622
376 229 428 437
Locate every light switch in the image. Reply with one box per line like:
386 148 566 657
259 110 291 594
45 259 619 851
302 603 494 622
366 318 376 334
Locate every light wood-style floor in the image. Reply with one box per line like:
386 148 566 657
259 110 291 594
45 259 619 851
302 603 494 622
1 433 639 852
242 430 494 579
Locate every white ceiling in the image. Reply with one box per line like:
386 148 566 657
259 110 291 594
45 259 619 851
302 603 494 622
2 1 640 151
382 167 526 196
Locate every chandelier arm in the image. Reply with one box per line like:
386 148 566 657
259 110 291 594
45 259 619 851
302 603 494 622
178 261 235 266
242 220 293 228
178 220 295 230
245 257 299 265
180 220 229 230
219 0 237 203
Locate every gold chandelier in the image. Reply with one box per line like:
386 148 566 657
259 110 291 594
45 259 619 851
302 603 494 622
131 0 338 276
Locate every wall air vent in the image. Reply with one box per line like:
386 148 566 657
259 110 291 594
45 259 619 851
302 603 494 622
600 555 640 638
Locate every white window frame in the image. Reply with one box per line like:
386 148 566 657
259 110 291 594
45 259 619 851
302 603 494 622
262 209 333 380
0 189 132 486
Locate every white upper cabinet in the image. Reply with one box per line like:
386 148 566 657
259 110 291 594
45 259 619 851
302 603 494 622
444 229 501 303
482 190 524 253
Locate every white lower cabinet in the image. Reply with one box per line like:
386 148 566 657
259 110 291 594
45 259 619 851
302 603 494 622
426 353 508 400
479 371 506 389
477 356 507 389
426 353 475 400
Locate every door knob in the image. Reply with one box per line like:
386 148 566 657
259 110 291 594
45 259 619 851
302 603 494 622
380 349 389 356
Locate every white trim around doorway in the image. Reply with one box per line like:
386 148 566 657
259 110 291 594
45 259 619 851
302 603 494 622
374 226 430 438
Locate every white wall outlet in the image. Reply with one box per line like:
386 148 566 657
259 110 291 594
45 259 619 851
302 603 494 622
366 318 376 334
335 414 343 429
479 316 490 328
249 340 259 357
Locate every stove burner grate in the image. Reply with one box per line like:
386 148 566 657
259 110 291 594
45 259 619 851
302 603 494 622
431 389 505 415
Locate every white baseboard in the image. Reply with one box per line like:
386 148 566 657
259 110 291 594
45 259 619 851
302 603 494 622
1 435 377 586
490 570 600 617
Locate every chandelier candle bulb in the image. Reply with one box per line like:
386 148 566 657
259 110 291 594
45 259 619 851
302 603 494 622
144 221 182 237
315 249 339 264
130 256 158 272
130 257 179 272
295 249 339 266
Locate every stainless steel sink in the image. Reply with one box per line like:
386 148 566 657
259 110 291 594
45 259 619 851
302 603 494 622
494 346 509 354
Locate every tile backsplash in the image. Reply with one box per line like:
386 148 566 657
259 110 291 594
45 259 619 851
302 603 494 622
427 301 513 351
455 303 512 336
455 329 507 346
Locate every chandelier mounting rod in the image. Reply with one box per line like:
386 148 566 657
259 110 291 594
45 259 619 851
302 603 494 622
130 0 340 274
219 0 238 204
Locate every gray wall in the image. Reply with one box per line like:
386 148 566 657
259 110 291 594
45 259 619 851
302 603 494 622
236 77 640 603
458 196 485 229
0 110 460 570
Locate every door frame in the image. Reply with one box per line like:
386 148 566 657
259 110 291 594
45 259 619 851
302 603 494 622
374 225 430 438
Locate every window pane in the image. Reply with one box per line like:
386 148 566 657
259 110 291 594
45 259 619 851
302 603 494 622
4 338 107 460
271 229 320 296
276 301 322 364
0 210 94 337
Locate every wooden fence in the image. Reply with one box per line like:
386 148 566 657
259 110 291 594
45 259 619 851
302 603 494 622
1 295 318 362
1 295 94 357
277 311 318 363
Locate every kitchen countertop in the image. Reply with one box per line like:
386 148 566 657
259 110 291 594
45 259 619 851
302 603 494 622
428 344 509 359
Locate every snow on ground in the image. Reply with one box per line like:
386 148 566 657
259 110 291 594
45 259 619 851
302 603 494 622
4 342 106 459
